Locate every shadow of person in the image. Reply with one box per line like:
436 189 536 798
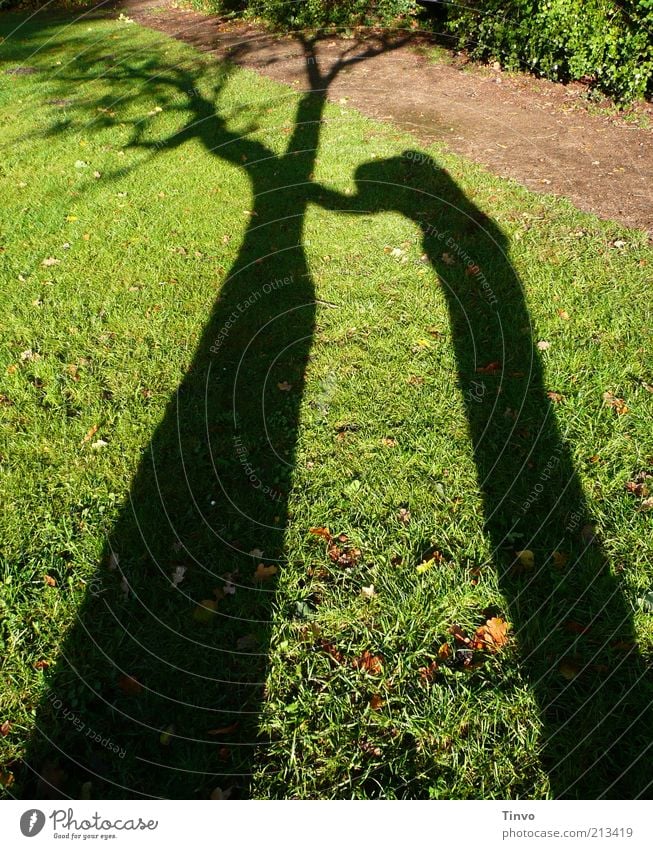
16 26 414 800
311 152 652 799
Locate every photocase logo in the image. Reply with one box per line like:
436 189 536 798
20 809 46 837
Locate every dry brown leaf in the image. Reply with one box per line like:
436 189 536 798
43 574 57 587
475 361 501 374
193 598 218 623
309 526 332 541
559 659 581 680
159 725 175 746
210 787 232 800
370 694 384 710
277 381 292 392
0 720 11 737
602 391 628 415
207 722 239 736
117 674 143 696
82 424 99 443
419 660 439 682
353 650 383 675
471 617 510 653
0 770 15 789
253 563 278 581
449 624 471 645
515 549 535 571
547 391 564 403
437 643 451 660
552 550 569 569
320 640 345 665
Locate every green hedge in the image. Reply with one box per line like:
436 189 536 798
242 0 419 27
441 0 653 102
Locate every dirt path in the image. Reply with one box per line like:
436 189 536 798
125 0 652 233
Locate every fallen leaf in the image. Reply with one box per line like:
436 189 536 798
327 539 361 567
210 787 232 800
249 547 264 558
413 338 432 350
41 257 60 267
563 620 591 635
118 675 143 696
0 720 11 737
193 598 218 623
547 391 564 403
449 624 471 645
353 650 383 675
537 340 551 351
253 563 278 581
557 309 570 320
34 659 49 670
82 424 99 443
0 770 15 788
43 574 56 587
91 439 108 451
361 584 376 598
471 617 510 652
20 348 40 362
475 361 501 374
602 391 628 415
581 523 598 546
559 659 581 680
236 633 258 651
309 526 332 541
626 480 650 498
159 724 174 746
640 497 653 512
437 643 451 660
320 640 345 664
515 549 535 570
170 565 187 587
552 550 568 569
207 722 239 736
397 507 411 524
369 694 384 710
419 660 439 682
277 381 292 392
441 252 455 265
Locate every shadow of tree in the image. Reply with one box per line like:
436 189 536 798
4 5 651 800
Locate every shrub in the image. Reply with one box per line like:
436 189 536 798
244 0 419 27
441 0 652 102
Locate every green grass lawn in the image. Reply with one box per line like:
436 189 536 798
0 8 652 800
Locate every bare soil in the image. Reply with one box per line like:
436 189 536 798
125 0 652 233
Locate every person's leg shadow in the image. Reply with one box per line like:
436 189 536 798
313 152 653 799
